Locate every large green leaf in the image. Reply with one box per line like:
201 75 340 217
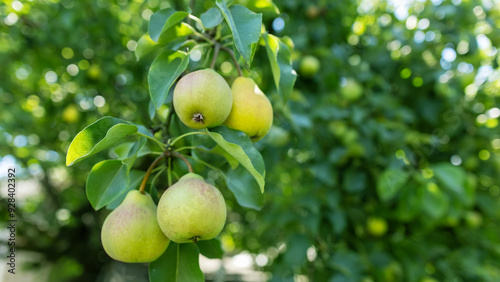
432 163 467 201
148 50 189 109
200 7 223 28
225 165 264 210
197 238 224 259
206 127 265 193
422 183 449 219
284 234 311 267
216 1 262 65
276 38 297 101
135 33 157 61
159 23 195 45
106 170 145 210
376 168 409 202
149 8 189 43
149 243 204 282
263 33 280 94
235 0 280 14
66 117 138 166
86 160 130 210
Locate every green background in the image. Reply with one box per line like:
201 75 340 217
1 0 499 281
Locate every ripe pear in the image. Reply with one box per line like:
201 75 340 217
157 173 226 243
101 190 169 263
224 77 273 141
173 69 233 129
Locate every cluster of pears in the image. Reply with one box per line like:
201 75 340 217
173 69 273 141
101 173 226 263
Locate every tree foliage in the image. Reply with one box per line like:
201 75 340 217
1 0 500 281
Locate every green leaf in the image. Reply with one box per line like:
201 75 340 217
376 168 409 202
216 1 262 65
327 210 347 235
158 23 195 45
432 163 466 197
66 117 138 166
235 0 280 14
197 238 224 259
276 38 297 101
135 34 157 61
422 183 450 219
200 7 223 29
262 33 280 93
396 185 422 222
344 169 367 193
187 44 211 71
111 137 146 160
148 50 189 110
206 127 265 193
149 243 204 282
106 170 145 210
86 160 130 210
211 145 239 169
284 234 311 267
149 8 189 43
148 100 156 120
225 165 264 210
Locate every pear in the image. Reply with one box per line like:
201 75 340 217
173 69 233 129
224 77 273 141
299 55 320 77
101 190 169 263
157 173 227 243
340 78 363 101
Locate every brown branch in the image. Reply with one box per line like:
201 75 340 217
210 43 221 69
172 151 193 173
139 152 167 194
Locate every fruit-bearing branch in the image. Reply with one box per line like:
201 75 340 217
139 150 194 194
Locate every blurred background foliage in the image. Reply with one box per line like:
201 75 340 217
1 0 500 281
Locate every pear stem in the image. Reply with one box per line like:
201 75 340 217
220 45 243 76
139 150 194 194
210 43 221 69
139 152 167 194
172 151 193 173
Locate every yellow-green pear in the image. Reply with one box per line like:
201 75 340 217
340 78 363 101
299 55 320 77
224 77 273 141
101 190 169 263
157 173 226 243
173 69 233 129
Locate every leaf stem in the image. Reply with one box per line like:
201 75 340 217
139 152 167 194
167 157 173 187
175 146 200 152
163 107 175 142
220 45 242 76
193 31 213 44
169 131 207 146
137 132 168 150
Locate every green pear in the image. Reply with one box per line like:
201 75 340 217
299 55 320 77
340 78 363 101
366 217 388 237
173 69 233 129
224 77 273 141
101 190 169 263
157 173 226 243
